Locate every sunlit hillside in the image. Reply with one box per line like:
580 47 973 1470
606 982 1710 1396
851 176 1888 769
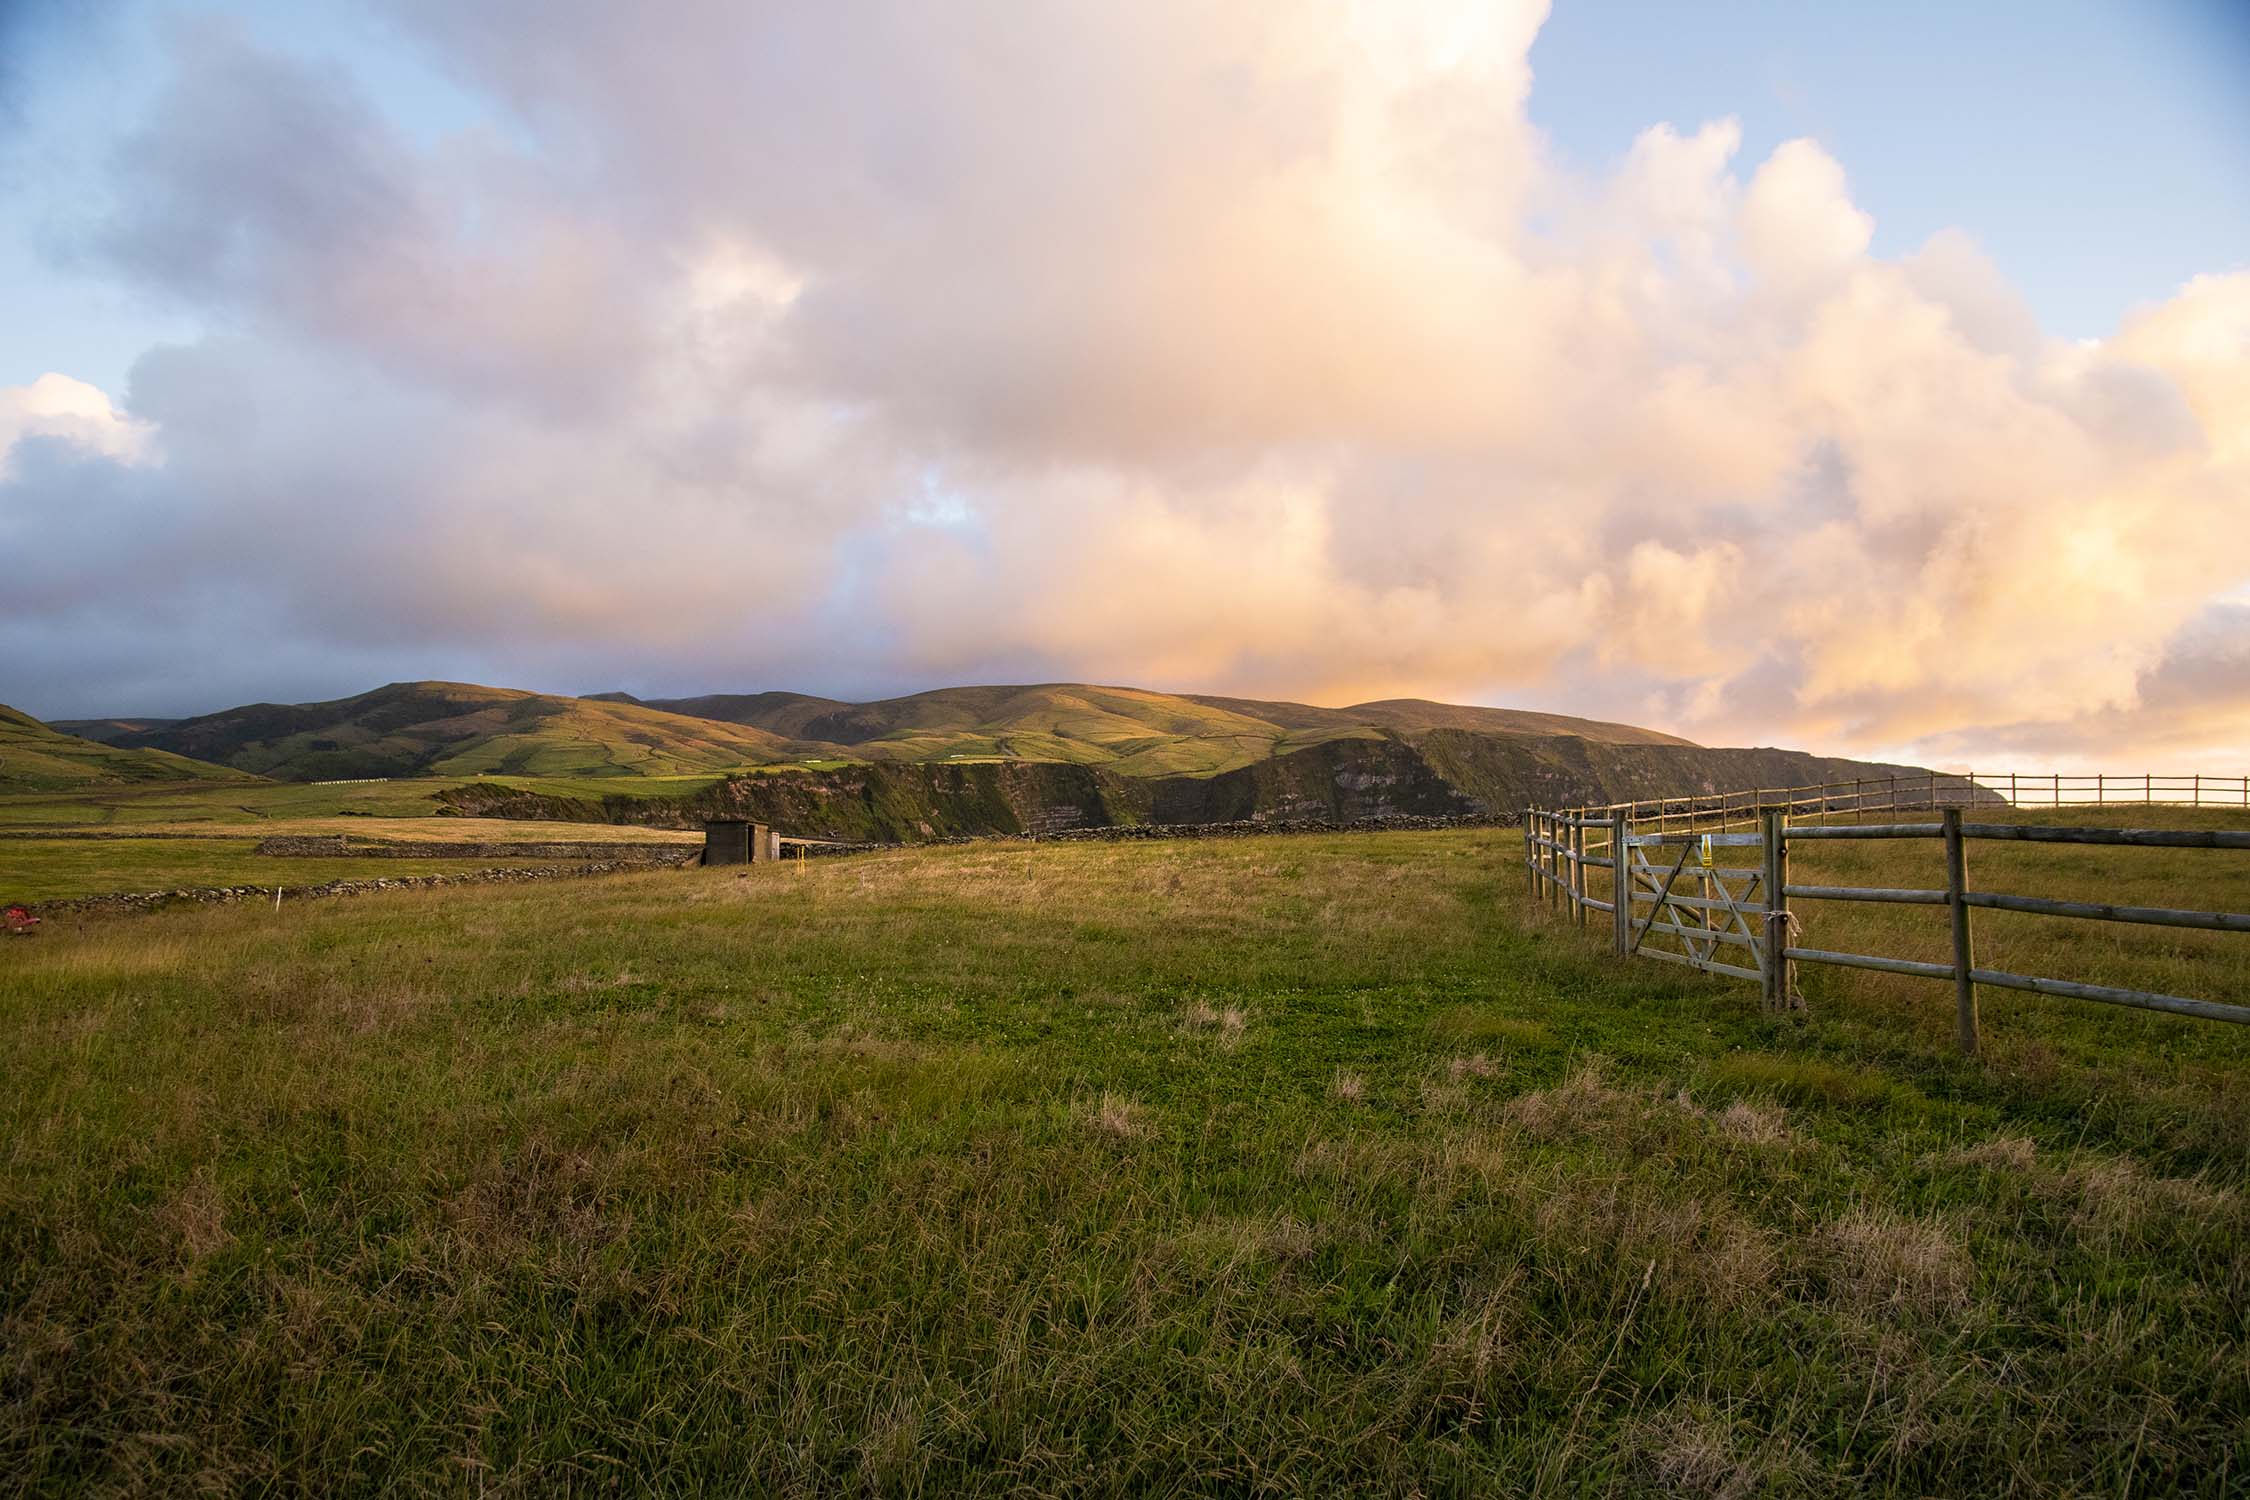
110 682 845 782
608 682 1693 778
0 705 250 791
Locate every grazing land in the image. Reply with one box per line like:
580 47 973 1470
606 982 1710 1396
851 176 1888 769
0 820 701 904
0 837 586 903
0 782 720 841
5 823 2246 1494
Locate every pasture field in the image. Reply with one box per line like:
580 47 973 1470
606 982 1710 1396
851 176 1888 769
4 827 2248 1495
0 808 703 905
0 838 551 903
0 775 734 831
0 831 692 905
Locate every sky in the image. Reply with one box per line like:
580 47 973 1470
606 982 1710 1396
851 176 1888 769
1 0 2246 771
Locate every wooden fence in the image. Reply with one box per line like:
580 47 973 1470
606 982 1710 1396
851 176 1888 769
1523 776 2250 1052
1561 771 2250 835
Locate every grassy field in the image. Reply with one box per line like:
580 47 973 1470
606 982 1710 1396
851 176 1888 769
0 809 702 904
0 776 732 832
4 826 2246 1494
0 818 703 848
0 838 566 902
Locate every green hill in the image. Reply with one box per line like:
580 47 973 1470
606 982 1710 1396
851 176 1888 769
113 682 842 783
0 705 253 790
622 683 1681 777
1176 693 1693 746
46 717 184 744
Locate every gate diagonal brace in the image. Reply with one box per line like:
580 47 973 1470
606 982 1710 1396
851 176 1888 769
1629 842 1697 956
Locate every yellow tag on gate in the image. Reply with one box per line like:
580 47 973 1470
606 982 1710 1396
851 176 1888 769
1700 834 1714 868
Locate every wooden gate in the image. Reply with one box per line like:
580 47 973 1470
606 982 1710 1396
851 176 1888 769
1615 819 1798 1014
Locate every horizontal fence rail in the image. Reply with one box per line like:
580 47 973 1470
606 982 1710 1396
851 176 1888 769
1520 776 2250 1053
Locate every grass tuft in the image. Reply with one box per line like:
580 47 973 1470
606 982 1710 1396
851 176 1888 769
1817 1208 1974 1318
1707 1052 1909 1111
1429 1005 1552 1047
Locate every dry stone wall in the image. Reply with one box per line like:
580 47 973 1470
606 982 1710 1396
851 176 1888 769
252 834 697 862
32 859 684 918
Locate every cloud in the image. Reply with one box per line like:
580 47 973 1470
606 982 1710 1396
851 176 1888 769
96 15 656 417
0 0 2243 770
0 372 154 476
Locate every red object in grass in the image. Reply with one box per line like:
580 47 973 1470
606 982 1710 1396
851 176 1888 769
4 905 38 935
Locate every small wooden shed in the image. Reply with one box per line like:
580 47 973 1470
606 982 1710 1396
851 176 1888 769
702 820 777 865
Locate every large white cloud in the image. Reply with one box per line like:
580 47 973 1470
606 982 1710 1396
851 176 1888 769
2 0 2244 768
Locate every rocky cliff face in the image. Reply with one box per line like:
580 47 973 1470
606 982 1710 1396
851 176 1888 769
1408 730 1937 816
437 729 1939 843
440 759 1153 842
1146 736 1479 824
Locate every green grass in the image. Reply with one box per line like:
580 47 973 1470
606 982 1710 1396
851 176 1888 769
0 837 623 902
0 705 249 791
4 830 2247 1494
0 773 738 832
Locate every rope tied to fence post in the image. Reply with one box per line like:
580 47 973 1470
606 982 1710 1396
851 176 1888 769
1773 908 1805 1010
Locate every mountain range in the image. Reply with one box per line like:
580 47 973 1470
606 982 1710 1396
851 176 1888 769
26 679 1934 838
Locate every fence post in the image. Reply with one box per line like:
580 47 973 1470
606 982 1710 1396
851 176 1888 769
1537 812 1547 907
1567 816 1583 927
1611 811 1631 956
1524 811 1536 900
1943 807 1979 1056
1554 814 1564 911
1576 818 1590 928
1545 814 1560 912
1580 817 1592 927
1761 810 1792 1014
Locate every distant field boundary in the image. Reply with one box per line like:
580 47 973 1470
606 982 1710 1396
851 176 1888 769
1525 773 2250 1052
31 858 688 918
252 835 698 862
921 813 1512 846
